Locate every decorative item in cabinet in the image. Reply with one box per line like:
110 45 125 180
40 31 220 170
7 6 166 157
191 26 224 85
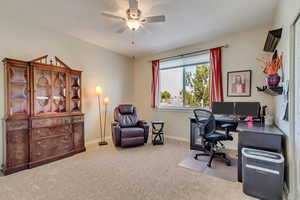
71 72 82 113
52 71 67 113
35 69 52 114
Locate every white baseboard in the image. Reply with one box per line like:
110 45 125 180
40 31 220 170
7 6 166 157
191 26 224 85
88 135 237 151
165 135 189 142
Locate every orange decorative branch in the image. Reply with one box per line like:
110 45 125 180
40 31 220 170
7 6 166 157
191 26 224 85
257 53 282 76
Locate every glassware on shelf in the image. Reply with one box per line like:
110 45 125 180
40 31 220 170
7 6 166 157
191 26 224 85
72 87 80 100
72 76 80 87
10 99 26 115
71 101 80 112
9 67 27 83
11 85 27 99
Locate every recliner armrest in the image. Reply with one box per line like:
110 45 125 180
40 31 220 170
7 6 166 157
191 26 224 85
137 120 149 143
111 121 121 146
138 120 148 128
112 121 120 127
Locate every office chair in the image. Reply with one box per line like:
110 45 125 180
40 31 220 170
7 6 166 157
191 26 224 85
193 109 234 167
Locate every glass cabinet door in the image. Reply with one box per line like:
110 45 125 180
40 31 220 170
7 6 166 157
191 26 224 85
34 69 52 115
70 73 81 113
34 67 68 116
7 65 29 118
52 71 67 113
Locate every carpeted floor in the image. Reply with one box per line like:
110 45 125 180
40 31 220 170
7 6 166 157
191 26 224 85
178 150 238 182
0 139 256 200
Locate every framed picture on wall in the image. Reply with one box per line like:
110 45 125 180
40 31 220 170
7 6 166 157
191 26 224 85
227 70 252 97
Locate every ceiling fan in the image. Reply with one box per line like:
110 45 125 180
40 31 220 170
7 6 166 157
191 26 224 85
101 0 166 33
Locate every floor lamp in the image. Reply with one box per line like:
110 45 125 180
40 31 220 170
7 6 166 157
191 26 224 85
96 86 107 146
102 96 110 145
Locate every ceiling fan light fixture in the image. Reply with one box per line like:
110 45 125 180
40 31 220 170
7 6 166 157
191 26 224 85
127 20 141 31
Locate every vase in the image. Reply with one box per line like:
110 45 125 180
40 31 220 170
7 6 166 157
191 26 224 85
267 74 280 88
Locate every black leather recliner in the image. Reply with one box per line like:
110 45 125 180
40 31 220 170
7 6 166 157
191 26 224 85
111 104 149 147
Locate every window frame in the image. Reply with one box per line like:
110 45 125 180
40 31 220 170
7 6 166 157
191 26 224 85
158 57 210 110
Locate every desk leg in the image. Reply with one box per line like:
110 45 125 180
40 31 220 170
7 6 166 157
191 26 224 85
238 142 243 182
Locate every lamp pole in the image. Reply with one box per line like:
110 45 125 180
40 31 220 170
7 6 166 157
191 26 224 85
101 96 109 145
97 95 103 145
96 86 106 146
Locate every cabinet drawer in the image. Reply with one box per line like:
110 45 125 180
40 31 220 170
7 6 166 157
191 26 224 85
31 133 73 162
31 125 72 140
6 120 28 131
32 117 72 128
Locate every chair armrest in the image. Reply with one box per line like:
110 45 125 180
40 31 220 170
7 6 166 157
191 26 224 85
221 123 235 137
138 120 149 143
221 124 235 129
111 121 121 146
112 121 120 127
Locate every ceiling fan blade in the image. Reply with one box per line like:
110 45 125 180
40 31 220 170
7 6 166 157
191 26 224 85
129 0 138 10
144 15 166 23
116 26 127 34
101 12 125 21
141 25 152 34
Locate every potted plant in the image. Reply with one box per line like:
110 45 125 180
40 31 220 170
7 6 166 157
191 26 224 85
258 51 282 88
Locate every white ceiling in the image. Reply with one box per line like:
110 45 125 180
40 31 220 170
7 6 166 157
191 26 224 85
1 0 279 57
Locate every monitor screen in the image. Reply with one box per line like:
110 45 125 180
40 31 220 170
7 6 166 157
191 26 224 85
212 102 235 115
235 102 260 117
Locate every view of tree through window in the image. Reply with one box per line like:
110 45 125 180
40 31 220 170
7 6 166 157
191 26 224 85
184 64 210 107
159 53 210 108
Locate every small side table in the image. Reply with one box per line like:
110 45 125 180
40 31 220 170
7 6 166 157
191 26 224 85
151 120 165 145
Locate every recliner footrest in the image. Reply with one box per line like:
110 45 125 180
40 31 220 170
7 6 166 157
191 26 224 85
121 137 145 147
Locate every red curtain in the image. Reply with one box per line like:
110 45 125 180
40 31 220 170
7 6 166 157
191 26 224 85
151 60 160 108
210 47 224 107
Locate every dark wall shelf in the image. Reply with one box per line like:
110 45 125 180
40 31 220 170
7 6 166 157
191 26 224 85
263 28 282 52
258 87 283 96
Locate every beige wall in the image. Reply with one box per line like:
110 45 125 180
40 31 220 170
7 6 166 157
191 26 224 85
0 18 133 166
272 0 300 199
133 26 274 149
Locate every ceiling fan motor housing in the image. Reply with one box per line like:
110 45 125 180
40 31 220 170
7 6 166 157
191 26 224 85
127 9 141 20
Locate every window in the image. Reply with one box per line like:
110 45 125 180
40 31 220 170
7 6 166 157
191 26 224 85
159 53 210 108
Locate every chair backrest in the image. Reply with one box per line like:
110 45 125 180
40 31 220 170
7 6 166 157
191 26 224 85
114 104 138 128
193 109 216 136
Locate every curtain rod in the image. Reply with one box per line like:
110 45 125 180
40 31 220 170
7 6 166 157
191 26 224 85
150 44 229 62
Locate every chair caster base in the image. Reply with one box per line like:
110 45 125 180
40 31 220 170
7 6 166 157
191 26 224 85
225 160 231 166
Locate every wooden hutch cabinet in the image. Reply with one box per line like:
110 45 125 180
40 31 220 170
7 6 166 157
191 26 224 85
2 55 85 175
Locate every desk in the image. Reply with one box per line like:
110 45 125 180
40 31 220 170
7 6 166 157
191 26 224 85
237 122 283 182
189 119 284 182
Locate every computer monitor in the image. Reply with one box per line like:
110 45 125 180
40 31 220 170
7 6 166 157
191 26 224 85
235 102 260 117
212 102 235 115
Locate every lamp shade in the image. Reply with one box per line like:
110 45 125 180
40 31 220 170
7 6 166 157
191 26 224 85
103 96 110 105
95 86 102 96
127 20 141 31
